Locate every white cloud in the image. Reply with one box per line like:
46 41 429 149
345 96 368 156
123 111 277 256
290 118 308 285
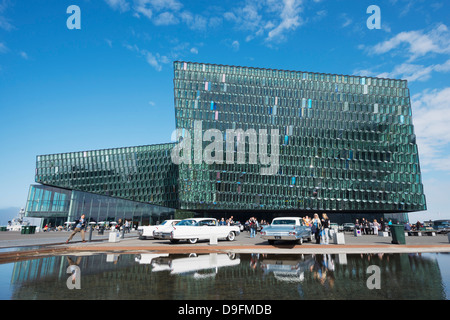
358 24 450 82
266 0 303 42
19 51 28 60
128 0 219 31
340 14 352 28
0 0 14 31
190 47 198 54
180 11 208 30
434 58 450 72
124 43 169 71
371 24 450 61
231 40 240 51
0 42 8 53
224 0 304 43
104 0 130 13
0 15 13 31
412 87 450 172
376 63 434 82
105 39 113 48
357 59 450 82
146 0 183 11
132 0 183 20
153 11 179 25
133 2 152 19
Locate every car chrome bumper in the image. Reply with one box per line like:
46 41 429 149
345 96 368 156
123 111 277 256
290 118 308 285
261 234 299 241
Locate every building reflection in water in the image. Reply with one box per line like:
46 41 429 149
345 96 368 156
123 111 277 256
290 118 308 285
5 252 447 300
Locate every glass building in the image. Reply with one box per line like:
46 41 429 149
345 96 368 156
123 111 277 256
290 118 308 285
172 61 426 222
25 184 175 228
35 143 178 209
26 61 426 225
30 143 178 227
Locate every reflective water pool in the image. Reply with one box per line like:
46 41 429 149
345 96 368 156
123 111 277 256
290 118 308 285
1 252 449 300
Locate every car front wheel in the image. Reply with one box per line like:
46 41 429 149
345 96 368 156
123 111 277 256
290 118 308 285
188 238 198 244
227 231 236 241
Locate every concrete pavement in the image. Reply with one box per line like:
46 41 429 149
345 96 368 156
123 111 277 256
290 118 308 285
0 229 449 262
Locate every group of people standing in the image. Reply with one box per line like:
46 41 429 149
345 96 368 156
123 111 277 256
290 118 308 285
305 213 331 245
355 218 387 235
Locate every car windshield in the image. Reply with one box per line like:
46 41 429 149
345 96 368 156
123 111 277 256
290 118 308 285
272 219 296 225
176 220 198 226
160 220 168 225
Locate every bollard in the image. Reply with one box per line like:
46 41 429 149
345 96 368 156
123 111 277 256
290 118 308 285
109 231 120 243
448 233 450 243
209 234 218 245
122 227 125 239
89 226 94 242
334 232 345 244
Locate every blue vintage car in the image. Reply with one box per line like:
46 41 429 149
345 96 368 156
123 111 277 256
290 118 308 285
260 217 312 245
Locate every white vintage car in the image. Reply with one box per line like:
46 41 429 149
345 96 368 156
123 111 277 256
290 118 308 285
159 218 240 244
137 219 181 240
151 253 240 276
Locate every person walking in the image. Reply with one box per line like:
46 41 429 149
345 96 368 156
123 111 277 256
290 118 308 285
321 213 330 245
250 217 257 238
311 213 322 244
66 214 87 243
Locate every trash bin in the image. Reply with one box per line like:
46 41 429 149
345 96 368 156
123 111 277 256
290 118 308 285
21 226 29 234
390 224 406 244
29 226 36 234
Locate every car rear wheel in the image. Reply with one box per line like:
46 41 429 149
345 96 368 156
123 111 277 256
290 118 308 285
227 231 236 241
188 238 198 244
296 238 303 245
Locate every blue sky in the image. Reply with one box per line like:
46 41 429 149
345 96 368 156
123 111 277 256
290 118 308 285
0 0 449 222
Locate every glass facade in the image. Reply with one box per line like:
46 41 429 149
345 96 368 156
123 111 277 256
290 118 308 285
173 61 426 214
25 184 175 227
35 143 178 209
29 60 426 223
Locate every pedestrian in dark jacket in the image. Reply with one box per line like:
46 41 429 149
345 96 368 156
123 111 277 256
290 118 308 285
66 214 87 243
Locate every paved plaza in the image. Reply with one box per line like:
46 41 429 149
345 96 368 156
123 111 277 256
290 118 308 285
0 229 449 262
